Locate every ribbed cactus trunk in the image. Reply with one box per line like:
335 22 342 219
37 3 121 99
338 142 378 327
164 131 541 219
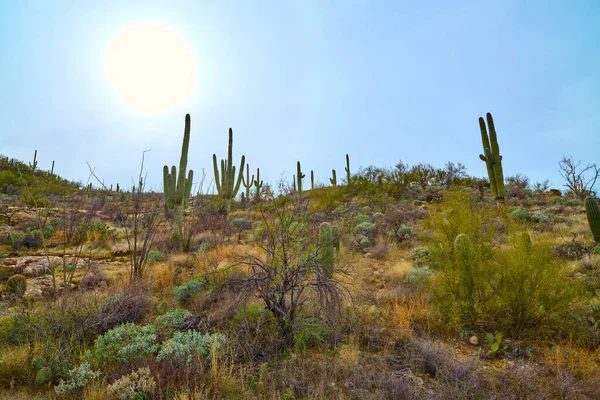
254 168 263 200
241 164 255 207
296 161 305 196
478 112 505 202
213 128 245 217
311 170 314 190
585 197 600 243
319 222 334 278
330 169 337 188
345 154 351 184
163 114 194 239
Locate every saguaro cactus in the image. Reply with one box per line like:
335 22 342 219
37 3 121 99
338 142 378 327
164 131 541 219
242 164 255 203
29 150 38 173
213 128 245 216
50 160 54 176
585 197 600 243
330 169 337 188
478 112 505 200
254 168 263 200
163 114 194 236
345 154 351 184
296 161 306 196
311 170 314 190
319 222 335 278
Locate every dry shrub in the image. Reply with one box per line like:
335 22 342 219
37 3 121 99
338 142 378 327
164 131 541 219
544 342 600 381
0 345 30 389
152 262 179 291
390 294 431 342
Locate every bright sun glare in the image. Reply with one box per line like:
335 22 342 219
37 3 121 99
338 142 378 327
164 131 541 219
106 24 196 113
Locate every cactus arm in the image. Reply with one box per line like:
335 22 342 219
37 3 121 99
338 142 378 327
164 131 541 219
486 113 505 199
185 170 194 203
213 154 222 195
345 154 350 183
232 155 245 197
311 170 314 190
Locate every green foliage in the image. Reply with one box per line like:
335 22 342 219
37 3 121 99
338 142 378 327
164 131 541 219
353 214 370 224
87 323 158 365
54 362 101 395
107 367 156 400
411 246 432 267
530 211 549 223
173 279 206 304
354 222 376 234
404 266 432 286
147 250 166 264
293 317 330 351
394 224 414 242
0 266 14 283
6 274 26 295
246 362 268 394
153 308 192 336
510 207 529 220
333 206 349 216
156 331 225 365
486 332 508 359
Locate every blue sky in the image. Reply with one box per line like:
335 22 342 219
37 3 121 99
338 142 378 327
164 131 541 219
1 1 599 192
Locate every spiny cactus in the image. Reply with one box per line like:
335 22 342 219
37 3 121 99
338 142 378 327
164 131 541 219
296 161 306 196
311 170 314 190
163 114 194 238
50 160 54 176
29 150 38 173
345 154 351 184
292 175 296 192
213 128 245 216
254 168 263 200
242 164 255 203
116 183 120 193
478 112 505 200
319 222 335 278
585 197 600 243
330 169 337 188
332 226 340 253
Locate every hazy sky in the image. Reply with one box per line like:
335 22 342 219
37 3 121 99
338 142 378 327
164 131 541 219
1 1 599 193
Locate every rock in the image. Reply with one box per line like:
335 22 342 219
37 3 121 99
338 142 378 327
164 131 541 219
469 335 479 346
23 288 42 300
364 253 372 258
15 256 62 277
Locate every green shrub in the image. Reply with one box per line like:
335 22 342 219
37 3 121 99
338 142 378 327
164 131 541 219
173 279 205 304
54 362 101 395
107 367 156 400
404 266 432 286
0 266 14 283
156 331 225 365
293 317 331 351
510 207 529 220
411 247 431 268
87 323 158 365
153 308 192 336
566 199 584 207
353 214 370 225
372 211 384 220
6 274 26 295
358 236 370 248
354 222 376 234
147 250 166 264
550 196 565 205
530 211 549 223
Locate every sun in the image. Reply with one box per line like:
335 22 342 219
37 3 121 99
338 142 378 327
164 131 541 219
106 24 196 113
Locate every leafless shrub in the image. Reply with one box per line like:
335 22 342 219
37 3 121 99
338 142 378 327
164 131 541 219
559 155 599 199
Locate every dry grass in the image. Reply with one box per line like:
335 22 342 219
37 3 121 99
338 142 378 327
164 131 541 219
543 341 600 381
0 345 30 389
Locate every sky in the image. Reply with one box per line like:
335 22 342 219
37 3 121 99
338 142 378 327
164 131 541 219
1 0 599 193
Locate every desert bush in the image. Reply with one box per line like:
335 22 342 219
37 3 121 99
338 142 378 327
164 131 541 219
154 308 192 337
530 211 550 223
228 304 281 360
353 214 371 225
86 323 158 366
54 362 101 396
487 233 583 337
505 174 531 199
147 250 166 264
354 222 376 235
156 331 225 366
510 207 529 220
404 266 433 286
106 367 156 400
411 247 431 268
174 279 206 304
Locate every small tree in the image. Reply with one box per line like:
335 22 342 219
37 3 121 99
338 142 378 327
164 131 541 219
559 155 599 199
221 196 350 342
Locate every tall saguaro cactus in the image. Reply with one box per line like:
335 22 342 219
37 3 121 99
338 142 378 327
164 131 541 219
254 168 263 200
242 164 255 203
311 170 314 190
585 197 600 243
345 154 351 184
29 150 38 173
163 114 194 236
478 112 505 200
296 161 306 196
213 128 245 216
330 169 337 188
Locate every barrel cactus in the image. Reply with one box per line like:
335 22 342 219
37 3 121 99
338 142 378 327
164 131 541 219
6 274 27 295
